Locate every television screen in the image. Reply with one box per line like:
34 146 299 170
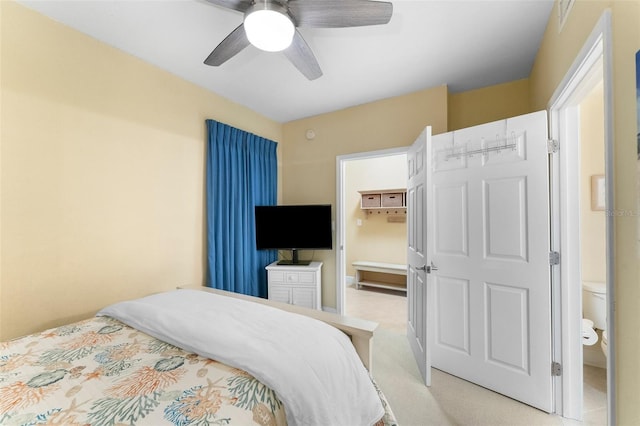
255 204 333 254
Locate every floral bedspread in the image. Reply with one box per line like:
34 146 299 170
0 316 287 426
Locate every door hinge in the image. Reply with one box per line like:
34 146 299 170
552 362 562 376
547 139 559 154
549 251 560 265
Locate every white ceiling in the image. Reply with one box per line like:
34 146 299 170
17 0 554 123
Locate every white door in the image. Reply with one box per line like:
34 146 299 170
429 111 552 412
406 127 432 386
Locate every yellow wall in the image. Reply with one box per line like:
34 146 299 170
529 1 640 423
0 2 536 336
280 79 540 309
7 2 636 419
580 84 606 282
282 86 448 308
345 155 407 277
0 2 282 340
448 78 532 130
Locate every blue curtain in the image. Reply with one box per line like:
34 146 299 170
205 119 278 298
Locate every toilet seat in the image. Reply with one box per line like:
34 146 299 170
582 318 598 345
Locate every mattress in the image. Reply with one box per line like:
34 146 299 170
0 290 397 426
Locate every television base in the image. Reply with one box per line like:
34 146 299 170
277 259 311 266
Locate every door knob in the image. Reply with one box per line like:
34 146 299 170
416 264 427 271
426 262 438 274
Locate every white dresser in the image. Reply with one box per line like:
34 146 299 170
266 261 322 310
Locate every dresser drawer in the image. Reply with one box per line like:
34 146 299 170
285 271 316 284
268 270 285 283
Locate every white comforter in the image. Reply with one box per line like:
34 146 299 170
98 289 384 426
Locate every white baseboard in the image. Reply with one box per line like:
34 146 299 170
322 306 337 314
345 275 355 286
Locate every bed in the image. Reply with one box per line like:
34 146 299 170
0 288 397 426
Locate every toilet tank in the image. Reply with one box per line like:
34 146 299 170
582 281 607 330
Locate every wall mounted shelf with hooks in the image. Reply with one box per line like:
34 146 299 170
358 189 407 221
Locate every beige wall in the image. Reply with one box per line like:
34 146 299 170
0 2 542 337
580 83 606 283
280 80 541 309
529 1 640 423
0 2 282 340
281 86 448 309
345 155 407 277
448 78 532 130
6 1 638 419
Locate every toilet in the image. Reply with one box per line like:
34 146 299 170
582 280 607 356
582 318 597 345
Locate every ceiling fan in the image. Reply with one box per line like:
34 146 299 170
203 0 393 80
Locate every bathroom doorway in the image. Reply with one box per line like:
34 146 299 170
548 11 613 423
577 81 607 424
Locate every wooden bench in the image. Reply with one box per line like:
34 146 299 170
352 261 407 293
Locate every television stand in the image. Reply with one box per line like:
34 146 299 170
266 261 323 310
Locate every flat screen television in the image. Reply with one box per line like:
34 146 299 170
255 204 332 265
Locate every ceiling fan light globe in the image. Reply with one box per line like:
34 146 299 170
244 9 294 52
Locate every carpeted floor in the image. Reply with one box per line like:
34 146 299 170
346 284 608 426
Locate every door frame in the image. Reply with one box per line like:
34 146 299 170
335 147 408 315
547 10 614 423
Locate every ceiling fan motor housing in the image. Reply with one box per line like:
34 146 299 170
244 1 295 52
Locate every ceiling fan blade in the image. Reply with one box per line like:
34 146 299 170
288 0 393 28
204 24 251 66
283 30 323 80
203 0 252 13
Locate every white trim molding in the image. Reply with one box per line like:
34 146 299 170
547 9 614 424
558 0 576 32
335 147 407 315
